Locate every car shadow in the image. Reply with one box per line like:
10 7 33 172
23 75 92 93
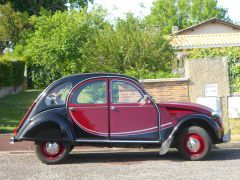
64 148 240 164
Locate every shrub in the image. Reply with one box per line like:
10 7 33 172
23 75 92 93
0 59 13 87
12 60 25 86
0 55 25 88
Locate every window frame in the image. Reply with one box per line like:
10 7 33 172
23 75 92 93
44 81 73 107
110 79 144 104
69 79 108 105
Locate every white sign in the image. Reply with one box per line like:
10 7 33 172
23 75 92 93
205 84 218 97
197 97 222 116
228 97 240 118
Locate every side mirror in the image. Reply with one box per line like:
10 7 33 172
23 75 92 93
142 95 150 104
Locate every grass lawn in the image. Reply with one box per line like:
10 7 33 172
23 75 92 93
0 90 41 134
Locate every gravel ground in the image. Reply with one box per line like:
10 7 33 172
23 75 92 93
0 148 240 180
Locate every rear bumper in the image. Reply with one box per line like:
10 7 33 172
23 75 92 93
10 137 15 144
222 129 231 143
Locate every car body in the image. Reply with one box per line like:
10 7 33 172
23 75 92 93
11 73 230 164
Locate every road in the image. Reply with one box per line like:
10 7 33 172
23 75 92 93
0 148 240 180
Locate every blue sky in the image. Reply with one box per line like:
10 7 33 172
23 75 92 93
93 0 240 23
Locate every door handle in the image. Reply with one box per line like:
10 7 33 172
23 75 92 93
69 107 75 111
111 106 116 111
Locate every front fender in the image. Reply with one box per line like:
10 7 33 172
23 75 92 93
15 108 75 142
168 114 222 142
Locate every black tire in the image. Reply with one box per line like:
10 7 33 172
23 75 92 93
35 141 70 164
176 126 212 161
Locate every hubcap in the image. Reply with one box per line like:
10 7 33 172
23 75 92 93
45 142 60 155
186 137 200 153
184 134 205 156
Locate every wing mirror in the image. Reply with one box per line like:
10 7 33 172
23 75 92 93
142 95 151 104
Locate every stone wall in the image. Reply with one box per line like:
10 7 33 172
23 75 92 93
0 84 24 99
141 78 189 102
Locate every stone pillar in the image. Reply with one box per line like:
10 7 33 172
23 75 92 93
185 57 230 121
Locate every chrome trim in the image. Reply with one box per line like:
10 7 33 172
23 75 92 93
110 79 144 104
186 137 200 152
111 126 158 135
45 142 60 155
71 106 108 109
75 139 160 144
10 137 15 144
223 129 231 143
161 122 172 127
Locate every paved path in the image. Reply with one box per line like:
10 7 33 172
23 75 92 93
0 148 240 180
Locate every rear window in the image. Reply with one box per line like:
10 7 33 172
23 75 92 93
45 82 72 106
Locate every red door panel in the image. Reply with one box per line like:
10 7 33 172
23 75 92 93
69 105 108 137
68 78 109 138
109 78 159 140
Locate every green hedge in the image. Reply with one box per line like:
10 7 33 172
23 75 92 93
12 61 25 86
0 59 25 88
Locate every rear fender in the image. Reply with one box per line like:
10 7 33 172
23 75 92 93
16 110 75 142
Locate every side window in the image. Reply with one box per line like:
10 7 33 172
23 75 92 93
111 81 143 104
71 80 107 104
45 82 72 106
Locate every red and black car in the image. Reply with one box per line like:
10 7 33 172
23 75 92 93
11 73 230 164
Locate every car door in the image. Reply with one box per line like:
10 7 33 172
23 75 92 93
109 78 159 140
68 78 109 139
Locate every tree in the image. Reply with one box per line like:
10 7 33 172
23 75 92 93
22 8 107 88
82 13 175 79
0 0 93 16
146 0 229 34
0 3 28 54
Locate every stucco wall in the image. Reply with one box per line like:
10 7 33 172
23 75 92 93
141 78 189 102
0 84 24 99
185 57 230 121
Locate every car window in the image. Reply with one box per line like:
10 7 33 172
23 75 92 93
71 80 107 104
45 82 72 106
111 80 143 104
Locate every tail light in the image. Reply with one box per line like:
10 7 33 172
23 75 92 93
16 102 36 133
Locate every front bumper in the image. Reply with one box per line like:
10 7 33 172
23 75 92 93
222 129 231 143
10 137 15 144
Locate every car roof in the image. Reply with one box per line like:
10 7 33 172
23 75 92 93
56 73 139 86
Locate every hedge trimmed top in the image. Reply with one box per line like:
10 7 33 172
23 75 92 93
0 56 25 87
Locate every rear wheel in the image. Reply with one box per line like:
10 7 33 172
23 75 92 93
35 141 70 164
176 126 212 161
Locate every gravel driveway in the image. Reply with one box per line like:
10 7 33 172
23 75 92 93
0 148 240 180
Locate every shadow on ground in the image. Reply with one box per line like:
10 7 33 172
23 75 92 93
64 148 240 164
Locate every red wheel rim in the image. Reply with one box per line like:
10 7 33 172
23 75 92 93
40 142 64 160
184 134 206 157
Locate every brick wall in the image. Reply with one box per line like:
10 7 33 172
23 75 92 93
141 78 189 102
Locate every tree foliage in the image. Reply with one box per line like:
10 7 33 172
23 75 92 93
146 0 229 34
82 13 175 79
21 11 175 88
0 3 29 54
0 0 93 15
22 9 108 87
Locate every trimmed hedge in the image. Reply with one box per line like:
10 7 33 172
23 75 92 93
12 61 25 86
0 59 25 88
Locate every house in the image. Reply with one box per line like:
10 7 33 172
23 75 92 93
171 18 240 50
169 18 240 121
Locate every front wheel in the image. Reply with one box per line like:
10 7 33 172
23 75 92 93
176 126 212 161
35 141 70 164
